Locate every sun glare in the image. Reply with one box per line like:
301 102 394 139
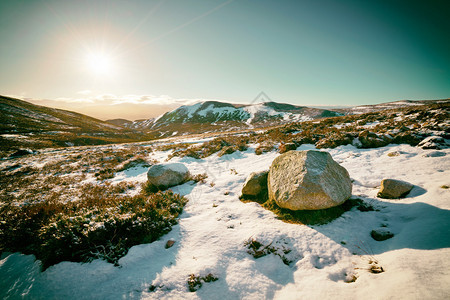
85 51 114 75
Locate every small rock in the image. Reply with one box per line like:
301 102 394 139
165 239 176 249
387 151 401 157
315 133 353 149
218 145 238 157
422 151 446 158
377 179 413 199
10 149 33 157
417 136 448 150
278 142 297 154
241 170 268 198
371 228 394 241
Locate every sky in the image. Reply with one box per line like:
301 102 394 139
0 0 449 120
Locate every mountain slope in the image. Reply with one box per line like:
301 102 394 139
0 95 122 134
0 96 157 154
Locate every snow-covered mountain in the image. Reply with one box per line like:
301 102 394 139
137 100 342 130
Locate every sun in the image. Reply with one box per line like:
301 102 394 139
85 51 114 75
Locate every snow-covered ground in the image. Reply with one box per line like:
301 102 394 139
1 143 450 299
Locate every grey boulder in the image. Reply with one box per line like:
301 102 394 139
268 150 352 210
147 163 190 190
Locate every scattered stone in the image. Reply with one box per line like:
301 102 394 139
165 239 176 249
147 163 190 190
278 142 297 154
392 132 421 146
187 274 202 292
241 170 268 198
377 179 413 199
268 150 352 210
369 262 385 273
9 149 33 157
387 151 401 157
119 158 151 171
422 151 446 158
315 133 353 149
418 136 448 150
371 228 394 241
358 131 391 148
187 273 218 292
218 145 238 157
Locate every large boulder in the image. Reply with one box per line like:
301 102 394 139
147 163 190 190
241 171 268 198
268 150 352 210
377 179 413 199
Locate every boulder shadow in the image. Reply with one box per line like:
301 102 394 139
312 199 450 255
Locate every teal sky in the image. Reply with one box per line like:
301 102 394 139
0 0 449 114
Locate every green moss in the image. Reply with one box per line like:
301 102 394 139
242 194 367 225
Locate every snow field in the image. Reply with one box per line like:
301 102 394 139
1 142 449 299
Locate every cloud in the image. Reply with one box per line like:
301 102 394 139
77 90 92 95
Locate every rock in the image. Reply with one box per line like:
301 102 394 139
118 158 151 171
147 163 190 190
392 132 421 146
371 228 394 241
358 131 391 148
387 151 401 157
268 150 352 210
10 149 33 157
241 171 268 198
315 133 353 149
165 239 176 249
278 142 297 154
218 145 238 157
377 179 413 199
417 136 448 150
422 151 446 158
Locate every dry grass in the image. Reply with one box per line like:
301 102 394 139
0 144 189 270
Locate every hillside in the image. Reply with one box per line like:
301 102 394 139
0 95 122 133
0 95 156 155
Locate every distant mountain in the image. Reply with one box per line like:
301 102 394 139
134 100 342 131
106 118 155 130
0 95 122 134
342 99 450 114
